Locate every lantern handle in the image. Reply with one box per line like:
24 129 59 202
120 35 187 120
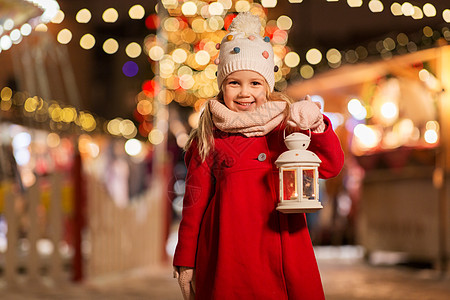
283 128 312 139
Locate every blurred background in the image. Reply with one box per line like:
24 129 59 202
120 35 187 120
0 0 449 299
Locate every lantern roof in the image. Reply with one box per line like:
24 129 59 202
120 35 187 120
275 149 321 166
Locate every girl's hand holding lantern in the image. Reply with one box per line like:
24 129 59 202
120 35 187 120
288 95 326 133
174 266 196 300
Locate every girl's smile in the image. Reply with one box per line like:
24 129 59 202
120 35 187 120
222 70 267 112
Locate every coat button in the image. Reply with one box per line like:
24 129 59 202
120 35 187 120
257 153 267 162
222 156 235 167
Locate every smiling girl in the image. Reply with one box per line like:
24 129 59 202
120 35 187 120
173 12 344 300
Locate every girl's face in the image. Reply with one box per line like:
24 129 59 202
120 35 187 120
222 70 268 112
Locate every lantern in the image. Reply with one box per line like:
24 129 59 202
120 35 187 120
275 132 322 213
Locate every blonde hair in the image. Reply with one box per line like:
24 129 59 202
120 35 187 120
185 85 293 161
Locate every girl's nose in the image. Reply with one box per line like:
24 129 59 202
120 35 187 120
239 85 250 97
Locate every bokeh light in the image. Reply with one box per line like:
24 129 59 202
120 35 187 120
129 4 145 19
122 61 139 77
57 29 72 44
76 8 91 23
103 38 119 54
80 33 96 49
103 8 119 23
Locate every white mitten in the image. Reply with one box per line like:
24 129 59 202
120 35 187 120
288 95 326 133
174 266 195 300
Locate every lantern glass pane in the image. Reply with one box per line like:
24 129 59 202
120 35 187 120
302 169 316 200
282 169 298 200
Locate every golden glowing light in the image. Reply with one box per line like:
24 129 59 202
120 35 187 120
368 0 383 13
107 118 122 135
47 133 60 148
354 124 380 149
20 24 32 36
24 97 39 112
195 50 210 65
380 102 398 120
300 65 314 79
412 6 423 19
181 1 197 16
148 129 164 145
347 0 363 8
306 48 322 65
103 38 119 54
277 16 292 30
326 48 341 64
172 48 188 63
129 4 145 20
1 87 12 101
261 0 277 8
35 24 48 32
137 100 152 115
76 8 91 23
444 9 450 23
51 10 65 24
401 2 414 16
80 33 96 50
102 8 119 23
423 3 436 17
235 0 251 12
149 45 164 61
209 2 224 16
347 98 367 120
79 112 96 132
284 52 300 68
391 3 402 16
126 42 142 58
57 29 72 44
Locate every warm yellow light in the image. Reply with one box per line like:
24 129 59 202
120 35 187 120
284 52 300 68
306 48 322 65
51 10 65 24
79 112 96 132
390 3 402 16
300 65 314 79
423 3 436 17
192 19 206 33
235 0 251 12
76 8 91 23
47 133 60 148
326 48 341 64
181 2 197 16
277 16 292 30
162 0 178 9
179 74 195 90
107 118 122 135
35 24 48 32
218 0 232 9
209 2 224 15
120 119 136 137
126 42 142 58
444 9 450 23
412 6 423 19
289 0 303 3
172 48 188 63
137 100 152 115
347 0 363 8
164 17 180 32
397 33 409 45
80 34 95 50
61 107 77 123
401 2 414 16
1 87 12 101
426 120 439 131
261 0 277 8
103 38 119 54
368 0 383 13
195 50 210 65
418 69 430 81
102 8 119 23
24 97 39 112
149 45 164 61
148 129 164 145
57 29 72 44
129 4 145 20
423 26 433 37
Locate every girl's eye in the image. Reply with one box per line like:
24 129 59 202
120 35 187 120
251 81 262 86
228 81 239 85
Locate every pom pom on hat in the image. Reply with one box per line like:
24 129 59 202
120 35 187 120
228 12 261 36
216 12 276 92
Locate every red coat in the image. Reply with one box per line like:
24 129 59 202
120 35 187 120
174 116 344 299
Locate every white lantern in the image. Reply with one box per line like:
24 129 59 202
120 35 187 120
275 132 322 213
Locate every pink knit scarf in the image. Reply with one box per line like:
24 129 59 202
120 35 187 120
209 99 287 137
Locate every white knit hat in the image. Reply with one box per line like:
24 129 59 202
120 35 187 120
215 12 277 92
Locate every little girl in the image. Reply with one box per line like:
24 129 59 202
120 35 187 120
173 12 344 300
